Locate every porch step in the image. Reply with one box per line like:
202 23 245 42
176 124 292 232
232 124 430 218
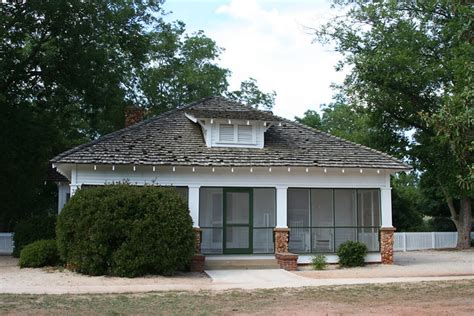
205 258 280 270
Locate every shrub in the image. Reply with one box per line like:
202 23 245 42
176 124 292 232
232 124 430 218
337 241 368 267
19 239 59 268
13 213 57 257
56 184 195 277
311 254 327 270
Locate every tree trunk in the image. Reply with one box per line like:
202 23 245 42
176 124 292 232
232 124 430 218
456 197 472 249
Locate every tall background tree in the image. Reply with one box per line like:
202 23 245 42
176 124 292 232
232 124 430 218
313 0 473 248
0 0 275 231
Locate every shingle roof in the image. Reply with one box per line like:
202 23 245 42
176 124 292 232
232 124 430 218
51 96 410 170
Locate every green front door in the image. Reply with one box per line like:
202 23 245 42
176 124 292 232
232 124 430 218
223 188 252 254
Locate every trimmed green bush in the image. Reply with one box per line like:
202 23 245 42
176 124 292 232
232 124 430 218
56 184 195 277
311 254 327 270
19 239 59 268
337 241 368 267
13 213 57 257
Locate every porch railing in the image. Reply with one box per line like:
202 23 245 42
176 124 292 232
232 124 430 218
288 226 380 253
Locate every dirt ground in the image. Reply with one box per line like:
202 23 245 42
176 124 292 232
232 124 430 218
0 249 473 295
0 280 473 315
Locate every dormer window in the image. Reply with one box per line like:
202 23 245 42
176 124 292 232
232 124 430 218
218 123 255 145
185 110 273 149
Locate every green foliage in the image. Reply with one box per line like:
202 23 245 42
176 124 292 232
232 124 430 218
337 241 368 268
56 185 195 277
12 213 57 257
227 78 276 110
19 239 59 268
311 254 328 270
295 110 323 130
391 173 426 232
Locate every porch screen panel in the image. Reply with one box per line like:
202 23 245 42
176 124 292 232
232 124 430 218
357 189 380 251
199 188 223 254
288 188 381 254
334 189 357 226
334 189 357 247
311 189 334 252
288 189 310 253
253 188 275 253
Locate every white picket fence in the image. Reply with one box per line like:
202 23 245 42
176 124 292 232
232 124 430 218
394 232 462 252
0 233 14 255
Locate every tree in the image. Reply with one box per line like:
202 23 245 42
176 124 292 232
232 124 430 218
0 0 273 231
139 23 231 115
1 0 164 230
227 78 276 110
315 0 473 248
295 110 323 130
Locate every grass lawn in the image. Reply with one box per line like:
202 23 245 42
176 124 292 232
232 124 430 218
1 280 473 315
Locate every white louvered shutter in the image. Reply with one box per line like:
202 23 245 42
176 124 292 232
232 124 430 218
238 125 253 143
219 124 235 142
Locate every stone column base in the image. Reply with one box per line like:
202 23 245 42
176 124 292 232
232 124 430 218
193 227 202 254
190 254 205 272
274 228 290 253
275 252 298 271
380 227 396 264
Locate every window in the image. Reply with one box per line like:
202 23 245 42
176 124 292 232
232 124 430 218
218 123 255 144
287 188 381 253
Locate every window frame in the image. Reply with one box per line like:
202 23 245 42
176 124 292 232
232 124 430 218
217 122 256 145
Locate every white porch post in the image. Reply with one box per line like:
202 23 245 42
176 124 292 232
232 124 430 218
188 185 200 227
380 187 393 228
69 184 80 197
69 165 79 197
276 186 288 228
57 183 70 214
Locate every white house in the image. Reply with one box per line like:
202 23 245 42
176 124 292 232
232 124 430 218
51 96 409 269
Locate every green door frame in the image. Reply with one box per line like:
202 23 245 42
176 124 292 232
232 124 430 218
223 188 253 254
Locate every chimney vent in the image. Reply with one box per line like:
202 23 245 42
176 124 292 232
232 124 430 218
125 106 145 127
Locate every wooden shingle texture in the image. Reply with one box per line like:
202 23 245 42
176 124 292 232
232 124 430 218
51 96 410 170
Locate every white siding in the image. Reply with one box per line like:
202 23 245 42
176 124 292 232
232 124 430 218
72 164 389 189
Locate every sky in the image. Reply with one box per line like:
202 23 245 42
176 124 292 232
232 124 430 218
163 0 345 120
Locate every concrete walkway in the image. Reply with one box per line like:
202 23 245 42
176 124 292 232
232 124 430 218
206 269 474 290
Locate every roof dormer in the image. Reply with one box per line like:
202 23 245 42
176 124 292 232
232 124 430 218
185 110 275 149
